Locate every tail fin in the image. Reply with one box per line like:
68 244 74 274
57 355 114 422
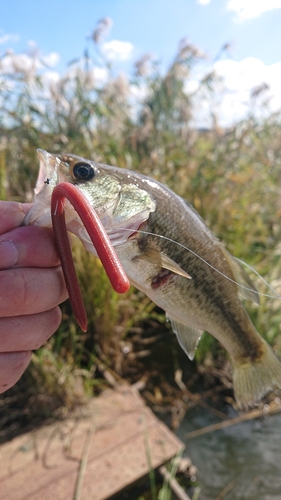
233 342 281 409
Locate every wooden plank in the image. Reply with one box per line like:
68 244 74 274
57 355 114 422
0 385 184 500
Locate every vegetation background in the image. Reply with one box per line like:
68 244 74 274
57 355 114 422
1 22 281 451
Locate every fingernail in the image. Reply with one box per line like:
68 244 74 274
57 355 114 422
0 241 19 269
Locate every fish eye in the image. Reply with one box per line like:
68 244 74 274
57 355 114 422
72 162 95 181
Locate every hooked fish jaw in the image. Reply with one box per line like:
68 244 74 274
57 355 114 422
24 149 156 252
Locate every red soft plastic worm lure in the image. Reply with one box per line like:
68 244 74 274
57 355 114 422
51 182 130 331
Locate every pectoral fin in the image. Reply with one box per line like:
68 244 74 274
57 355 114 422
167 314 203 360
137 247 192 280
223 249 260 305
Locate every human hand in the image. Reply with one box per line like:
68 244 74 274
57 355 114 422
0 201 68 393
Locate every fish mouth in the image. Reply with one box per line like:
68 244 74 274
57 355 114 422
28 149 156 248
34 149 58 195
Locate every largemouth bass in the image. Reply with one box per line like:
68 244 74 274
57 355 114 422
25 149 281 408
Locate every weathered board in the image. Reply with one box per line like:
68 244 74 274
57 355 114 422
0 385 184 499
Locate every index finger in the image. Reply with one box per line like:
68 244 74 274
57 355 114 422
0 226 61 269
0 201 31 234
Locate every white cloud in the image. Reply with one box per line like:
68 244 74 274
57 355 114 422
197 0 211 4
227 0 281 19
0 33 19 45
101 40 134 61
214 57 266 91
41 52 60 67
91 66 109 86
184 80 200 94
212 57 281 125
42 70 61 85
186 56 281 127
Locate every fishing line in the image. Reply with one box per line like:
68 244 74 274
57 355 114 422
118 227 281 301
235 257 281 300
61 208 281 301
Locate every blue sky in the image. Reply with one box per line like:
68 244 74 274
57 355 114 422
1 0 281 69
1 0 281 126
